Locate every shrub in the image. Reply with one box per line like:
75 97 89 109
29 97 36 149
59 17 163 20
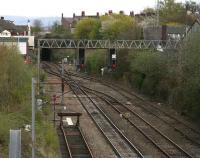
85 50 106 74
171 33 200 120
129 50 167 96
0 46 32 111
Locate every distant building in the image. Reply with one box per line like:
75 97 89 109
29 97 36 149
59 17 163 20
0 17 28 36
0 17 34 55
61 11 100 33
143 25 186 40
61 10 158 34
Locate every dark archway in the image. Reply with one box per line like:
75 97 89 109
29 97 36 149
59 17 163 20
41 48 52 61
79 48 85 65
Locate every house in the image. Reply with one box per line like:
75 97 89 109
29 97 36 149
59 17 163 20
143 25 186 40
0 30 11 37
0 17 28 35
61 11 100 33
0 17 33 55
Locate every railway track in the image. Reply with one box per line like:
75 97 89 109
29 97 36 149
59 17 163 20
70 83 144 158
42 62 200 157
65 69 200 147
60 125 93 158
42 62 144 158
82 86 199 157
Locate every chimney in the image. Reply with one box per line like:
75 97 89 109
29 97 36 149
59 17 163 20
130 11 134 17
1 17 4 20
61 13 63 19
96 12 99 17
119 10 124 15
108 10 113 15
81 11 85 17
73 13 75 18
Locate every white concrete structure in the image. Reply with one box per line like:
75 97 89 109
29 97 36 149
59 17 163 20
0 30 11 37
0 36 29 55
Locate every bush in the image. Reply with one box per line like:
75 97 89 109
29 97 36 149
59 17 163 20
171 33 200 120
129 51 167 96
85 50 106 74
0 46 60 157
112 49 130 80
0 46 32 111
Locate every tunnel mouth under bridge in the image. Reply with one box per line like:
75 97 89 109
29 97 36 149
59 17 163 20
41 48 52 61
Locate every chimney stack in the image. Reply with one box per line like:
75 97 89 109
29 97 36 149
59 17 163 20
130 11 134 17
61 13 63 20
81 11 85 17
97 12 99 17
108 10 113 15
119 10 124 15
73 13 75 18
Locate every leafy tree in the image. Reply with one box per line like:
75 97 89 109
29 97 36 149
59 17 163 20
159 0 186 24
101 14 141 40
175 32 200 119
74 18 101 39
32 19 43 35
49 21 72 38
142 7 156 14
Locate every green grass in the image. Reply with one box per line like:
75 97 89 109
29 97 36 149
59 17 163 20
0 46 60 157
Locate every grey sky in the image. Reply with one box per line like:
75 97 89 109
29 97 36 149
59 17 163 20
0 0 199 17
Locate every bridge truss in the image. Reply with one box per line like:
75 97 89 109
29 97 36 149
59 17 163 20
38 39 180 50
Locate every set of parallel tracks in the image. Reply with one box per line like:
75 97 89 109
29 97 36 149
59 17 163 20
43 63 93 158
43 62 144 157
42 62 200 157
82 86 198 157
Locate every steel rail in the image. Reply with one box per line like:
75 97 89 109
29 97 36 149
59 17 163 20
82 86 194 158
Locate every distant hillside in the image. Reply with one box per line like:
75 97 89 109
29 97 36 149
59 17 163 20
3 15 60 27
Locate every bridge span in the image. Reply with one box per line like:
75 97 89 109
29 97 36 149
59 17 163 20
38 39 180 50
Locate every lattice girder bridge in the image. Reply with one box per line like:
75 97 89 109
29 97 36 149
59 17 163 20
38 39 180 50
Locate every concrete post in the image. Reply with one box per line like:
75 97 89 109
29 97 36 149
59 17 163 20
9 130 21 158
37 40 40 95
61 59 64 105
32 78 36 158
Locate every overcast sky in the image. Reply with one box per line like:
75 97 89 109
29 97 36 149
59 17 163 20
0 0 199 17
